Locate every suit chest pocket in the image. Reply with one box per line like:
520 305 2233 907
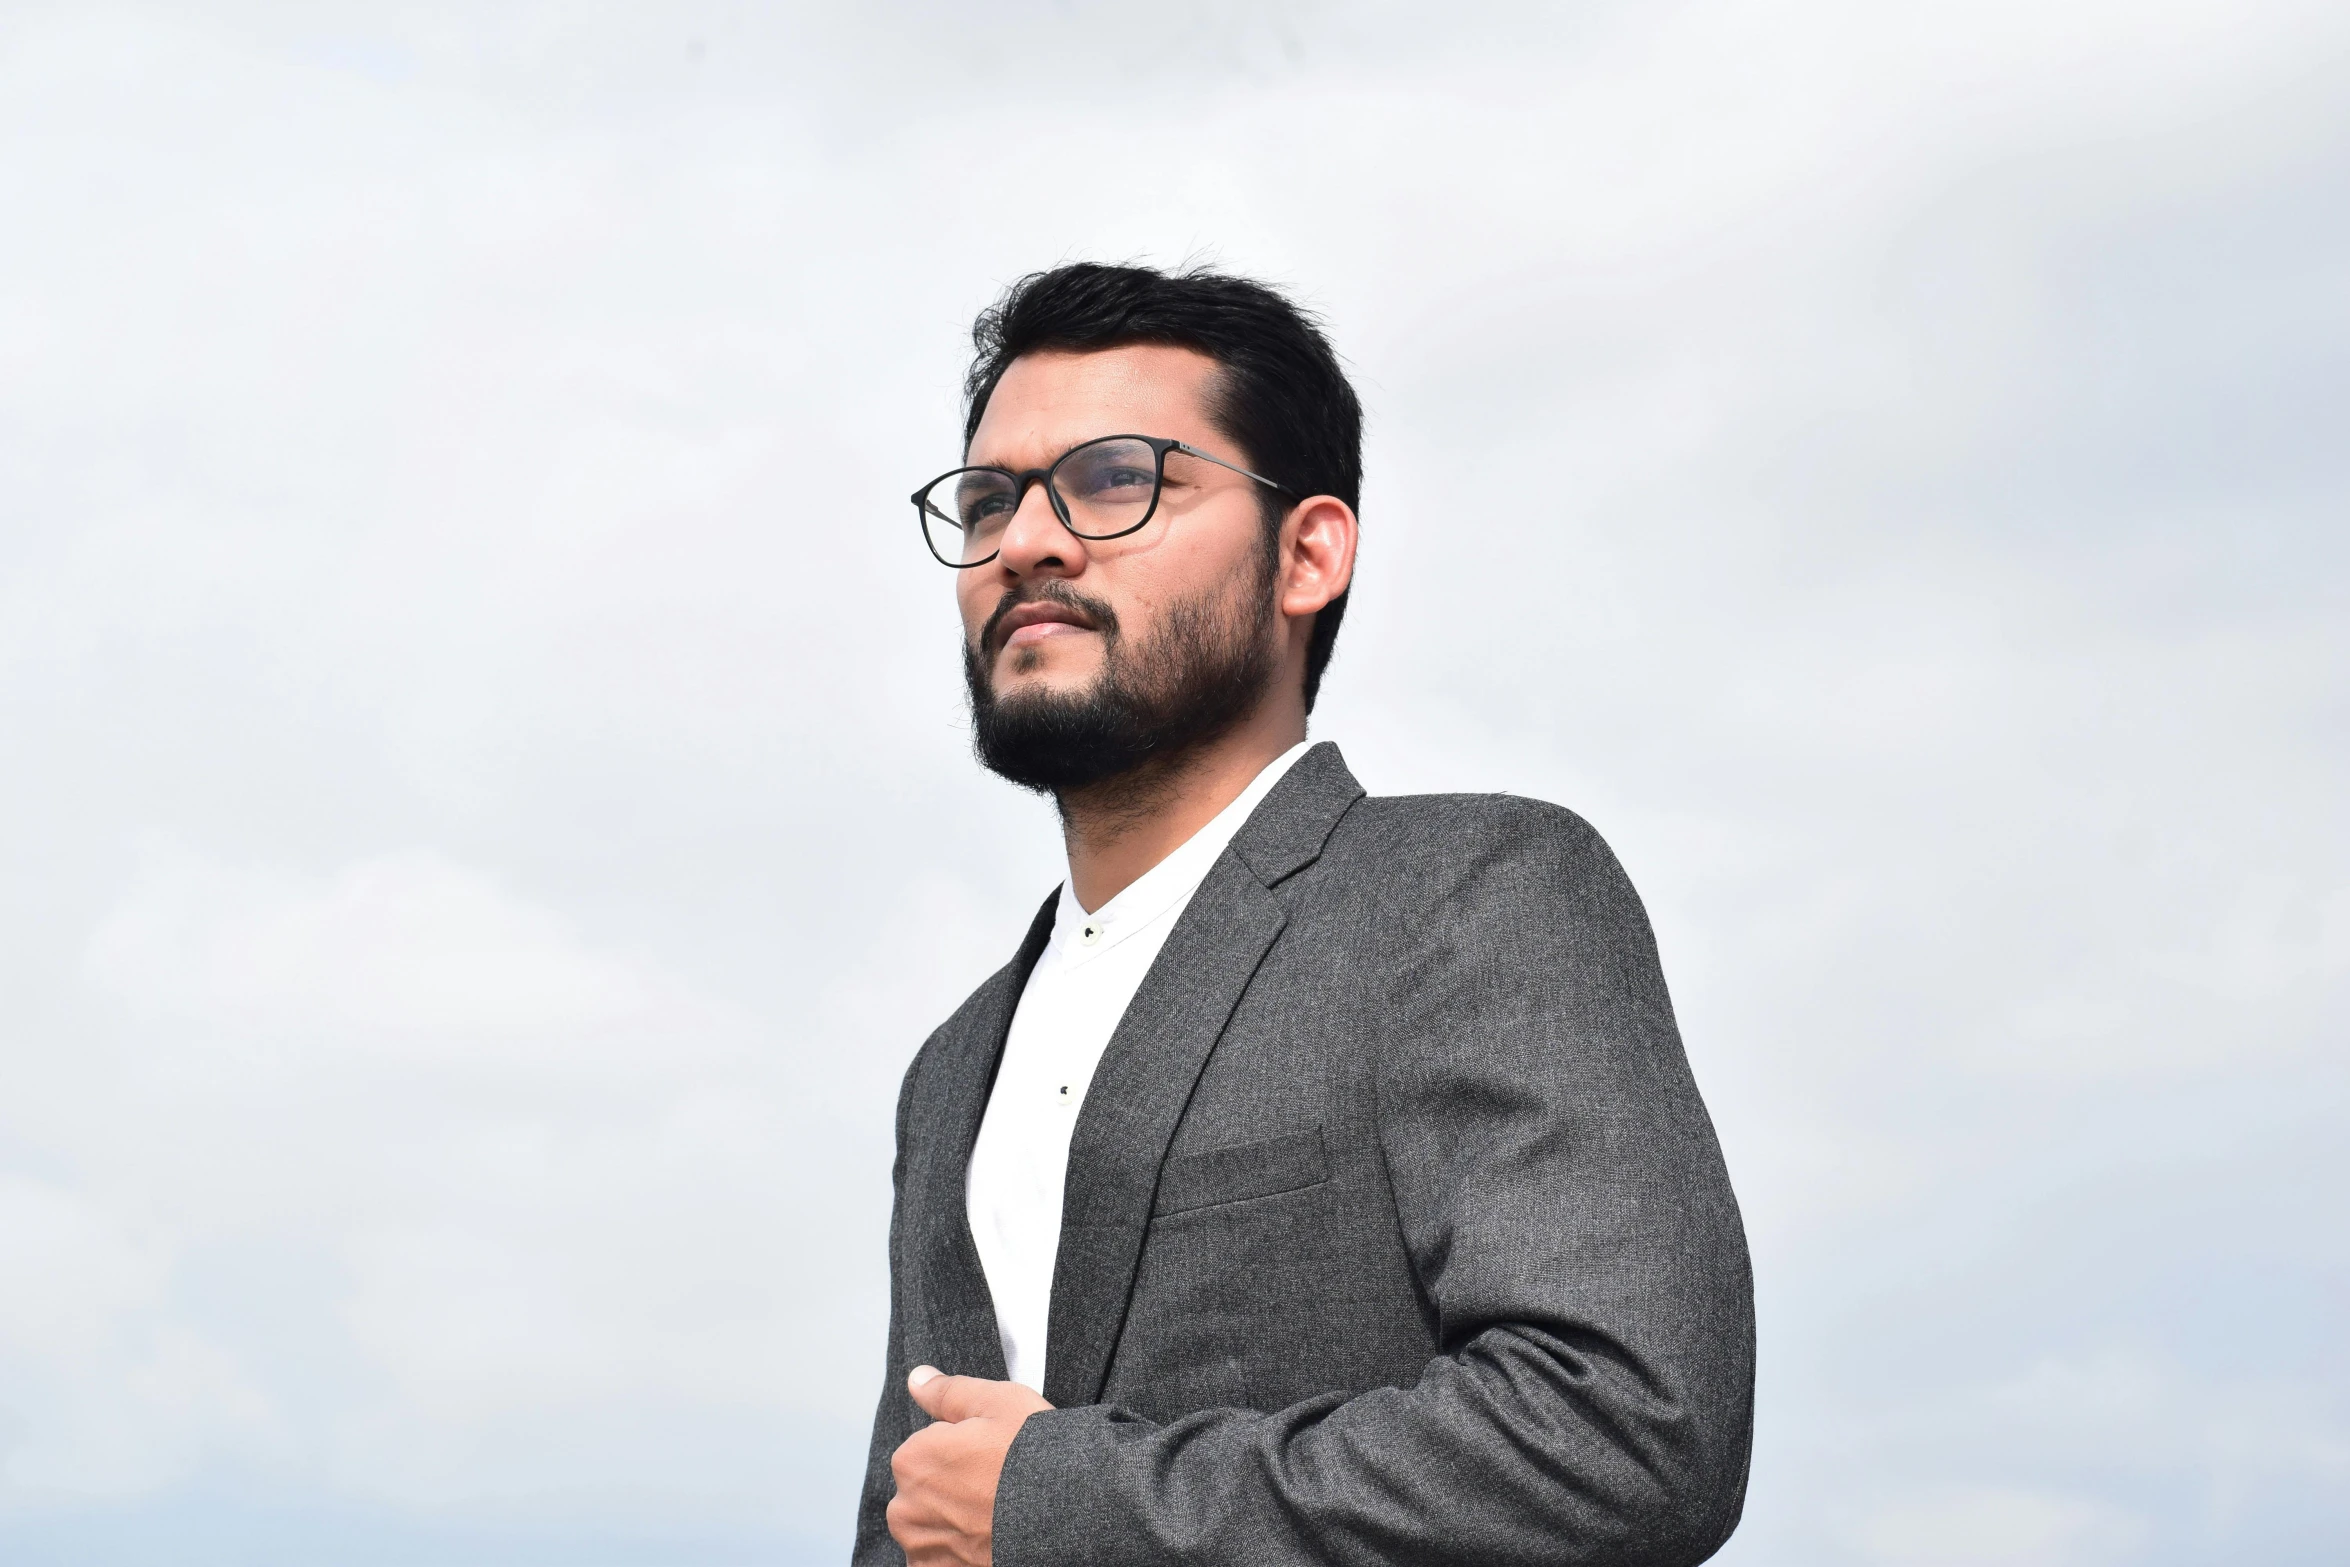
1153 1127 1328 1215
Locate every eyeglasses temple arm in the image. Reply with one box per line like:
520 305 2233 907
1169 441 1298 498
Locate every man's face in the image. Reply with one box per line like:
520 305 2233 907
957 344 1283 792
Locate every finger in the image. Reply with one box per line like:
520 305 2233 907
889 1424 932 1485
906 1367 980 1421
885 1493 947 1559
907 1367 1025 1423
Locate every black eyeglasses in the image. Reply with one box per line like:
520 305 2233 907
911 434 1294 569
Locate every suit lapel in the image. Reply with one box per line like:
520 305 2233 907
905 892 1056 1381
1042 743 1367 1407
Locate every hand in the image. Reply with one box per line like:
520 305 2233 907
887 1365 1054 1567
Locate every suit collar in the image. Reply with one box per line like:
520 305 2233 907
910 743 1365 1397
1227 740 1365 888
904 890 1056 1381
1040 742 1364 1405
1042 850 1289 1406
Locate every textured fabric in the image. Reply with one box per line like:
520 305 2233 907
969 741 1310 1391
853 744 1755 1567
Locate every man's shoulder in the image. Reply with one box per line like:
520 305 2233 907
1309 787 1647 930
1329 789 1612 874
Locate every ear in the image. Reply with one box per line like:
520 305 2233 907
1278 495 1358 623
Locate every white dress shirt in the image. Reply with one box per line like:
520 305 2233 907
965 741 1312 1391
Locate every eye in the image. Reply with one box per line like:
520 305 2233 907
953 480 1018 528
1091 467 1156 495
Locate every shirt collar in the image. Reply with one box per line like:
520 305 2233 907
1047 740 1313 967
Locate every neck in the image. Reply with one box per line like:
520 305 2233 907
1057 696 1306 913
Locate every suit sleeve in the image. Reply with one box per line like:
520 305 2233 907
992 805 1756 1567
850 1052 925 1567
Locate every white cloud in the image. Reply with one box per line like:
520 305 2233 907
1852 1486 2146 1567
0 0 2344 1560
0 1181 161 1362
83 847 677 1048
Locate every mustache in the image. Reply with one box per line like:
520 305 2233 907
978 580 1122 658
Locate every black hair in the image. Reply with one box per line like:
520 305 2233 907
962 262 1362 712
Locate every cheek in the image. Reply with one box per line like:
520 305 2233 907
955 582 992 641
1134 530 1266 617
1161 511 1271 597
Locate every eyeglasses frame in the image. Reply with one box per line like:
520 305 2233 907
911 433 1297 569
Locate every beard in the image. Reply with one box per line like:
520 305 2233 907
964 545 1280 797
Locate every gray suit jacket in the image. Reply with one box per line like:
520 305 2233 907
855 744 1754 1566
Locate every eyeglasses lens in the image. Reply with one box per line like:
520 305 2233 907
920 469 1017 565
916 437 1164 565
1051 438 1162 539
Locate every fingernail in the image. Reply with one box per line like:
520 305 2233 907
908 1365 940 1389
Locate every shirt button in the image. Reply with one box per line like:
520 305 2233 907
1081 922 1102 944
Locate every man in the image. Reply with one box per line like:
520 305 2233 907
858 263 1753 1567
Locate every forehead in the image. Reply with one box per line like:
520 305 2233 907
967 344 1224 467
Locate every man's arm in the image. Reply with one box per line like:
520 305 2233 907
989 803 1755 1567
853 1050 928 1567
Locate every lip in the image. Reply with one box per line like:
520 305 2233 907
994 600 1098 652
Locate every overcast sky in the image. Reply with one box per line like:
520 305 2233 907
2 2 2345 1563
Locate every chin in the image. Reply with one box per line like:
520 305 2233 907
998 642 1102 684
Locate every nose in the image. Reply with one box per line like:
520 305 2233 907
993 477 1087 580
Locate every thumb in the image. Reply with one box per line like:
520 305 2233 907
906 1366 1037 1423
